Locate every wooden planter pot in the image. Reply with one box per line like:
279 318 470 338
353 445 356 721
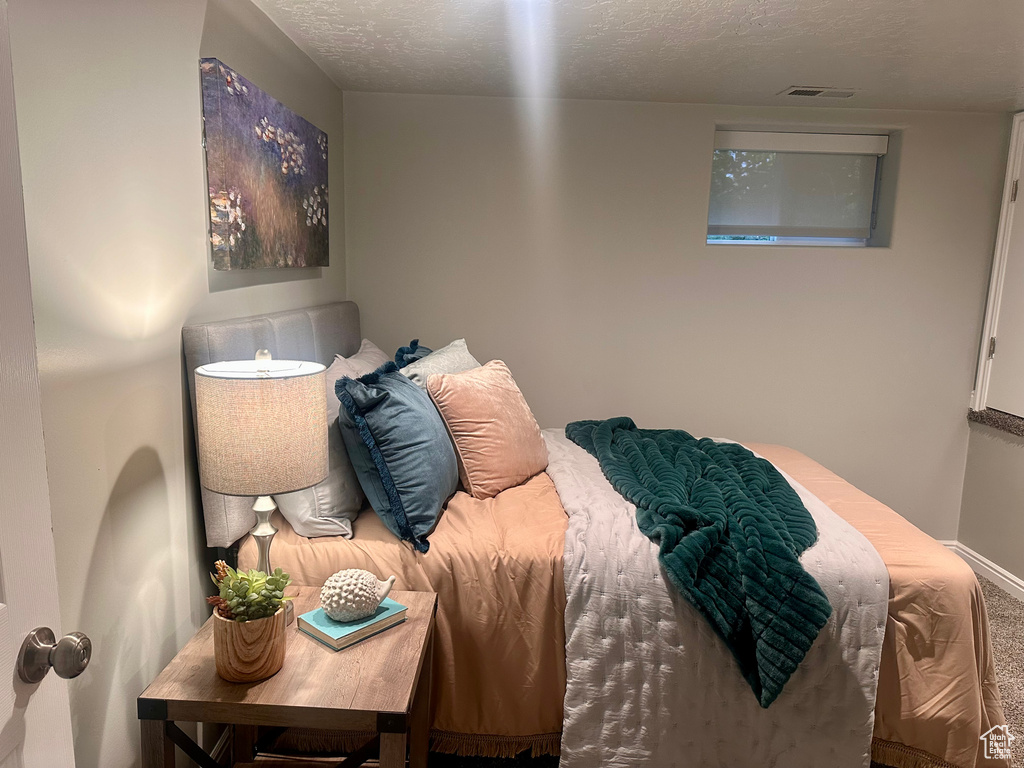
213 607 286 683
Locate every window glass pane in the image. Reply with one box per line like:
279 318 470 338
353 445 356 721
707 150 877 239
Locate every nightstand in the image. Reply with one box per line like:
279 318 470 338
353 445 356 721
138 587 437 767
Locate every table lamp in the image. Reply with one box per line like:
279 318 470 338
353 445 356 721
195 355 328 574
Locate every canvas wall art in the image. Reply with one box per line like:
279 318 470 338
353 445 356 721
200 58 328 270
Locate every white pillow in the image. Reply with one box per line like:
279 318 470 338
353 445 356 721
273 339 388 538
400 339 481 388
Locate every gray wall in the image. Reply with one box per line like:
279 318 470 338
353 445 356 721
960 423 1024 578
345 92 1008 540
7 0 345 764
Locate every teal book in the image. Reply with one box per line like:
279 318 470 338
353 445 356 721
297 597 407 651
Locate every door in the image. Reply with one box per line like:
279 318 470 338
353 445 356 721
0 0 76 765
976 112 1024 415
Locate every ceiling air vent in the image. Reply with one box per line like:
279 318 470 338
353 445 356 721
778 86 859 99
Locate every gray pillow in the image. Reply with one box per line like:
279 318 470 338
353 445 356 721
273 424 362 538
400 338 481 388
336 362 459 552
272 339 388 538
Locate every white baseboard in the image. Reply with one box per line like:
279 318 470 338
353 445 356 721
942 540 1024 604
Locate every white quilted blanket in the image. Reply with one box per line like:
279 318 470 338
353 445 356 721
543 430 889 768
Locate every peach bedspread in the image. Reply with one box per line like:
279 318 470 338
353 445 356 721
239 472 568 757
241 446 1008 768
752 444 1008 768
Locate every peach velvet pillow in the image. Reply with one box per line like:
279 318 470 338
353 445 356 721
426 360 548 499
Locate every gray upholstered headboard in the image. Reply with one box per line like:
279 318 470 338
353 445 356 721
183 302 361 548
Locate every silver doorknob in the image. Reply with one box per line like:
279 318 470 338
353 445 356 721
17 627 91 684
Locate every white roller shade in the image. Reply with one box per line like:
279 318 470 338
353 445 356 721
707 149 879 239
714 131 888 155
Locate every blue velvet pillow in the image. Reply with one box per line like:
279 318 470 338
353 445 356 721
335 362 458 552
394 339 433 367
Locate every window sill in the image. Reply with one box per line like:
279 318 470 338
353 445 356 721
705 240 868 248
967 408 1024 438
703 240 892 250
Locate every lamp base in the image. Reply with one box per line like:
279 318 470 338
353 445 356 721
251 495 278 575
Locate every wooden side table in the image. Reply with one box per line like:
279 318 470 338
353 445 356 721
138 588 436 767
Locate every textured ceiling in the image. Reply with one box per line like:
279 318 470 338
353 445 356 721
251 0 1024 112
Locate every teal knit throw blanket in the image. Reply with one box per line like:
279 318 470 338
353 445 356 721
566 417 832 707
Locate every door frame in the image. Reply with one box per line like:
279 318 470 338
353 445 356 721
972 111 1024 411
0 0 76 764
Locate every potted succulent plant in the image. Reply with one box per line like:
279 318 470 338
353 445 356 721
208 560 292 683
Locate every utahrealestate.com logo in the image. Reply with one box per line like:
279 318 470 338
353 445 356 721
981 725 1015 760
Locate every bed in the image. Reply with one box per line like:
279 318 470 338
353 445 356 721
183 302 1008 768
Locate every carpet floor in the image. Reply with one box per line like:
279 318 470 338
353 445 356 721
427 574 1023 768
979 575 1023 768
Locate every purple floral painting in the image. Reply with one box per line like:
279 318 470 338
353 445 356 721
200 58 328 270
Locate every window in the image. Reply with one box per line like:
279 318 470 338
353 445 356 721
707 131 889 246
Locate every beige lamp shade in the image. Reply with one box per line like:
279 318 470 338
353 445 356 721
195 359 328 496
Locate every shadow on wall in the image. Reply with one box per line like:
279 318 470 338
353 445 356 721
181 344 222 625
70 447 177 768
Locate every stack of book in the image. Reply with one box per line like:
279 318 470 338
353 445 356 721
297 597 407 651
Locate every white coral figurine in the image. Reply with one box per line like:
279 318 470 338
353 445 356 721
320 569 396 622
